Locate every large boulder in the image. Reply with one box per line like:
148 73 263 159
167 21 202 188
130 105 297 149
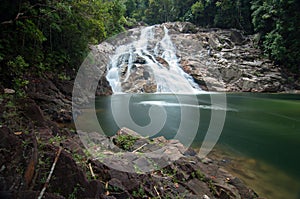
92 22 290 93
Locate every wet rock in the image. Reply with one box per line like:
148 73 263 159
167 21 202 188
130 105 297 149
229 177 259 198
0 121 260 199
121 82 133 90
183 148 197 156
186 178 212 196
229 30 245 45
143 83 157 93
92 22 293 93
143 70 151 80
155 56 169 69
97 76 113 96
134 56 146 64
98 22 294 92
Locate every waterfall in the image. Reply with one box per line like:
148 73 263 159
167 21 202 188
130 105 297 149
106 25 201 94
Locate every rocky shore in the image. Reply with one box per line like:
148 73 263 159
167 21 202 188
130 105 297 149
1 22 298 198
0 113 259 198
0 75 263 198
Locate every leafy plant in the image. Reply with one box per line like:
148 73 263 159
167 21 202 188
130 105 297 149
251 0 300 70
114 134 138 151
0 0 126 95
68 184 84 199
132 185 146 198
195 169 205 181
49 135 65 145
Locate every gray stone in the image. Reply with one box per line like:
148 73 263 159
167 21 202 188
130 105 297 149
117 127 143 138
230 29 245 45
94 22 288 94
186 179 212 196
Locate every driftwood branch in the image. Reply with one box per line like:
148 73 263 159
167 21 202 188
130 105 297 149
132 143 148 153
88 163 96 179
154 185 161 199
37 146 62 199
24 133 38 189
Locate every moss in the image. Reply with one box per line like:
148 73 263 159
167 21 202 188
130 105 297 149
132 185 146 198
114 134 139 151
195 169 205 181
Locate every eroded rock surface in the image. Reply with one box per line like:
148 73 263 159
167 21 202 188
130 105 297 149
0 87 261 199
91 22 296 94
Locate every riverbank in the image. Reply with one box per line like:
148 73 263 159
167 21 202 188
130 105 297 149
1 22 299 198
1 68 299 198
0 77 263 199
208 145 300 199
0 112 259 198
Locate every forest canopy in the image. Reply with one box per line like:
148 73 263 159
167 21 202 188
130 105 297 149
0 0 126 92
124 0 299 72
0 0 299 93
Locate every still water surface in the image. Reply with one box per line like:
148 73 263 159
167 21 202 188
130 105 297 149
92 93 300 199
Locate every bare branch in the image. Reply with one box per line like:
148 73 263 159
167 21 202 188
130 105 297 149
38 146 62 199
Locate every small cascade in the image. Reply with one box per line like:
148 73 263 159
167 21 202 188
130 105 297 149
106 25 201 94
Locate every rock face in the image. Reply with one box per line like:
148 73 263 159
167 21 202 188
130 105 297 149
81 127 188 173
76 127 259 199
93 22 291 93
0 120 260 198
169 22 284 92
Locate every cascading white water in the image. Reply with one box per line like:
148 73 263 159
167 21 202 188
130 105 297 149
106 25 201 94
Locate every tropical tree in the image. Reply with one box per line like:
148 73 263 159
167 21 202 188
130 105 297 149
251 0 300 70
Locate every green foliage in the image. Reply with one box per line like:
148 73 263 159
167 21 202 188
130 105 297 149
49 135 65 146
124 0 198 25
251 0 300 70
114 134 138 151
68 184 85 199
0 0 126 94
123 0 298 72
263 31 286 61
0 0 298 92
124 0 253 33
6 55 29 95
187 0 253 33
7 55 28 72
132 185 146 198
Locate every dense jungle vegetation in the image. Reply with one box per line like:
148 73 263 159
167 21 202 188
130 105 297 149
0 0 299 95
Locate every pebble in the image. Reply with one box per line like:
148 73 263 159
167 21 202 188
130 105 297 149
202 157 213 164
202 194 210 199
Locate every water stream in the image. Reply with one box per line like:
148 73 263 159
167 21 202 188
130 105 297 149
79 93 300 199
94 25 300 199
106 25 200 94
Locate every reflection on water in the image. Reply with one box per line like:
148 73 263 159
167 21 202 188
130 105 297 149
209 145 300 199
78 93 300 198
